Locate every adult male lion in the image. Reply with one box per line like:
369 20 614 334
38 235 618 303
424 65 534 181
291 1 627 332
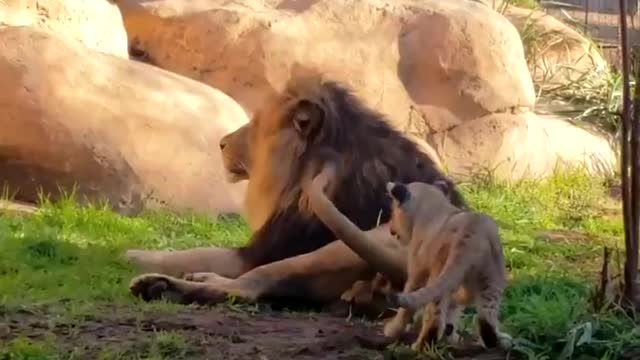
127 73 467 306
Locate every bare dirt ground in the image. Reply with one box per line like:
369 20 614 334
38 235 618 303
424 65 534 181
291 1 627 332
1 304 514 360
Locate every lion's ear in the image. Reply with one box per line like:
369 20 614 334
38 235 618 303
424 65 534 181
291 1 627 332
292 99 324 138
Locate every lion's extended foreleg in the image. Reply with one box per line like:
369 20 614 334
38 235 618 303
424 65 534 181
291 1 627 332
125 247 248 279
129 240 374 305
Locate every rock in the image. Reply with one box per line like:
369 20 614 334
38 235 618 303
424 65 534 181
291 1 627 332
0 26 249 216
0 0 129 58
428 112 617 180
0 200 38 216
505 6 609 91
117 0 535 135
473 0 505 9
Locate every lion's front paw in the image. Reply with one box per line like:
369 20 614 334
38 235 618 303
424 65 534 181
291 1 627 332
182 272 220 283
129 273 182 303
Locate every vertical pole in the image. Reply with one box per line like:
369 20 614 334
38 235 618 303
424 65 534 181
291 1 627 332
584 0 589 32
631 44 640 305
619 0 639 307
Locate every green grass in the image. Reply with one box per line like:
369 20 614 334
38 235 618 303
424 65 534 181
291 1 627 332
1 169 639 359
501 0 539 11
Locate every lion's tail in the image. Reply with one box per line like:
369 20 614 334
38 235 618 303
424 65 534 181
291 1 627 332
305 165 406 286
390 239 485 311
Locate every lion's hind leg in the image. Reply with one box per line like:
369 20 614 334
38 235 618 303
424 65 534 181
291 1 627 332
384 270 428 339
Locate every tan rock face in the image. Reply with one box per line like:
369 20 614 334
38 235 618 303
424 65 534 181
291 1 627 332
0 26 249 216
428 112 617 180
0 0 129 58
117 0 535 135
108 0 613 181
505 7 609 91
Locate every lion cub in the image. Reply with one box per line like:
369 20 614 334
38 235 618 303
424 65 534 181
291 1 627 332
382 180 510 351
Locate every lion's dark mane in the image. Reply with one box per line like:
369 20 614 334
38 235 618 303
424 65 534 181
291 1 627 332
238 81 467 269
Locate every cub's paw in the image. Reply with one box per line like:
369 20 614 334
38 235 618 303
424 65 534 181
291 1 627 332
340 280 374 304
410 339 425 352
497 331 514 350
445 330 462 345
129 273 182 303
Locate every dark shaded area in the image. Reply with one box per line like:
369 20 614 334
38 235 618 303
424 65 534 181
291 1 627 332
0 153 144 216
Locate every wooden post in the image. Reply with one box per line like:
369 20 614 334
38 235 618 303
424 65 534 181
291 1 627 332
619 0 639 308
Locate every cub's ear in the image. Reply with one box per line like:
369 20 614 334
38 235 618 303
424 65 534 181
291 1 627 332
387 182 410 204
433 179 451 197
292 99 324 138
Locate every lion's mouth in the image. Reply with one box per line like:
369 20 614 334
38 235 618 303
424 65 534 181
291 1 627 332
228 166 247 176
224 163 248 182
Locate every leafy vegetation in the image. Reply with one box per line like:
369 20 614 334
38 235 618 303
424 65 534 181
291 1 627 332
506 2 624 136
0 168 638 359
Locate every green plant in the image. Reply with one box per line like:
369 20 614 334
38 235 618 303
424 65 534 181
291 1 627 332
0 167 637 359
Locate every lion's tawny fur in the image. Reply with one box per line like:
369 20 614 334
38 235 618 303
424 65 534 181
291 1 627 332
128 71 469 309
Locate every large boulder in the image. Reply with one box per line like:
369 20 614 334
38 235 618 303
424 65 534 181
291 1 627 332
428 113 617 180
0 26 249 216
116 0 613 181
116 0 535 135
505 6 609 91
0 0 129 58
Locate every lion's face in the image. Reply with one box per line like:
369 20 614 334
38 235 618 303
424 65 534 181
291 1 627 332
238 83 329 230
219 123 250 183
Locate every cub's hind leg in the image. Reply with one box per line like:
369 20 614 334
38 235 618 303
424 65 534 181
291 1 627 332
443 300 463 344
412 295 449 352
443 286 471 345
384 271 428 339
474 285 512 349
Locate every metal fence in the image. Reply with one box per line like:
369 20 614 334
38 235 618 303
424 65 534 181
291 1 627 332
538 0 640 69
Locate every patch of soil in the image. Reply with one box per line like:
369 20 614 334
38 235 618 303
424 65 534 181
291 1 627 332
0 304 514 360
